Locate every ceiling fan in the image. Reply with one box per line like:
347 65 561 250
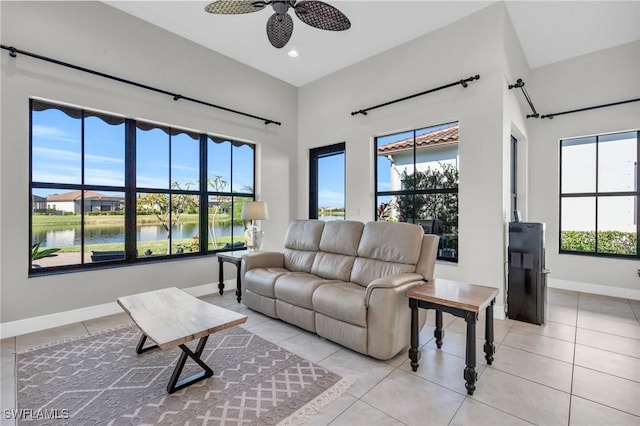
204 0 351 48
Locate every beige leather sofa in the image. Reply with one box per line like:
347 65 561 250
241 219 439 360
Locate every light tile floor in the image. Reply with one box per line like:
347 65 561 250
1 288 639 426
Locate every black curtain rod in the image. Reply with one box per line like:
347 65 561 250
508 79 538 118
540 97 640 119
1 44 281 126
351 75 480 117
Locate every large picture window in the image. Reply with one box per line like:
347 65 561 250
30 99 255 273
374 122 459 262
559 131 639 258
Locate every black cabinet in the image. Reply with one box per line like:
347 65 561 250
507 222 548 325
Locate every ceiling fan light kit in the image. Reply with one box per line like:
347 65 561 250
205 0 351 48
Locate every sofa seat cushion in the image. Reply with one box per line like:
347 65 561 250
312 281 367 327
274 272 335 309
244 267 289 298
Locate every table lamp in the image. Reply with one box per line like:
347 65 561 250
241 201 269 251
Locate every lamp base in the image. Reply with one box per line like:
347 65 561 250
245 225 264 252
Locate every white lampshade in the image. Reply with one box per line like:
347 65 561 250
241 201 269 221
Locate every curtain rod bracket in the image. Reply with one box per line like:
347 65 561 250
508 79 524 90
351 110 367 116
173 94 182 101
8 46 17 58
509 78 539 119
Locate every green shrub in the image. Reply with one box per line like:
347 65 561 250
561 230 636 255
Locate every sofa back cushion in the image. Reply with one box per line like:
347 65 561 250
415 234 440 280
357 221 423 264
350 221 424 287
351 257 416 286
309 221 364 281
284 220 325 250
318 221 364 256
283 220 325 272
311 252 355 281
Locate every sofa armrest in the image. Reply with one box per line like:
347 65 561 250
242 251 285 272
366 279 428 360
364 273 423 307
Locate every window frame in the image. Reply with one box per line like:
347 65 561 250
373 122 459 263
558 130 639 259
309 142 346 219
29 99 256 275
511 135 518 220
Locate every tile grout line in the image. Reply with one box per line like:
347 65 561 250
628 298 640 324
566 291 582 426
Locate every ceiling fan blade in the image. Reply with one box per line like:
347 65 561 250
266 12 294 48
294 1 350 31
204 0 267 15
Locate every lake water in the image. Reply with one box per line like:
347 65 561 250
33 223 245 247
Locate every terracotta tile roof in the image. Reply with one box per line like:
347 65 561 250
46 190 121 201
378 124 458 154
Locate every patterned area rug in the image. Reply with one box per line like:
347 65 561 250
16 325 348 425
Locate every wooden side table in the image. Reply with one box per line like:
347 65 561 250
217 250 247 303
405 279 499 395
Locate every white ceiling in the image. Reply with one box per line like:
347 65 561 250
103 1 640 87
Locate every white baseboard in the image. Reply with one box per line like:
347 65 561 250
0 282 224 339
548 278 640 300
494 304 506 321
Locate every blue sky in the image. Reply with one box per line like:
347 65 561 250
317 152 345 208
32 107 254 194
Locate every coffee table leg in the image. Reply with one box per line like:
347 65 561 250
435 310 444 348
218 257 225 295
167 336 213 394
136 334 159 354
484 299 496 365
409 298 420 372
464 311 478 395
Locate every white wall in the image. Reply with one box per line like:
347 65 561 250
527 40 640 295
298 4 512 310
2 1 638 329
0 1 298 322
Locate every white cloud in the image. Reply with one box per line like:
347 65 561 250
32 125 78 143
32 146 80 161
85 153 124 164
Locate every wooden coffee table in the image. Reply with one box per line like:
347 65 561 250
406 279 499 395
117 287 247 393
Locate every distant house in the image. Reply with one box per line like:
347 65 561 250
32 195 47 213
46 190 124 214
378 124 459 191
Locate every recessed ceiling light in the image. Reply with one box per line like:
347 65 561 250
288 49 299 58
